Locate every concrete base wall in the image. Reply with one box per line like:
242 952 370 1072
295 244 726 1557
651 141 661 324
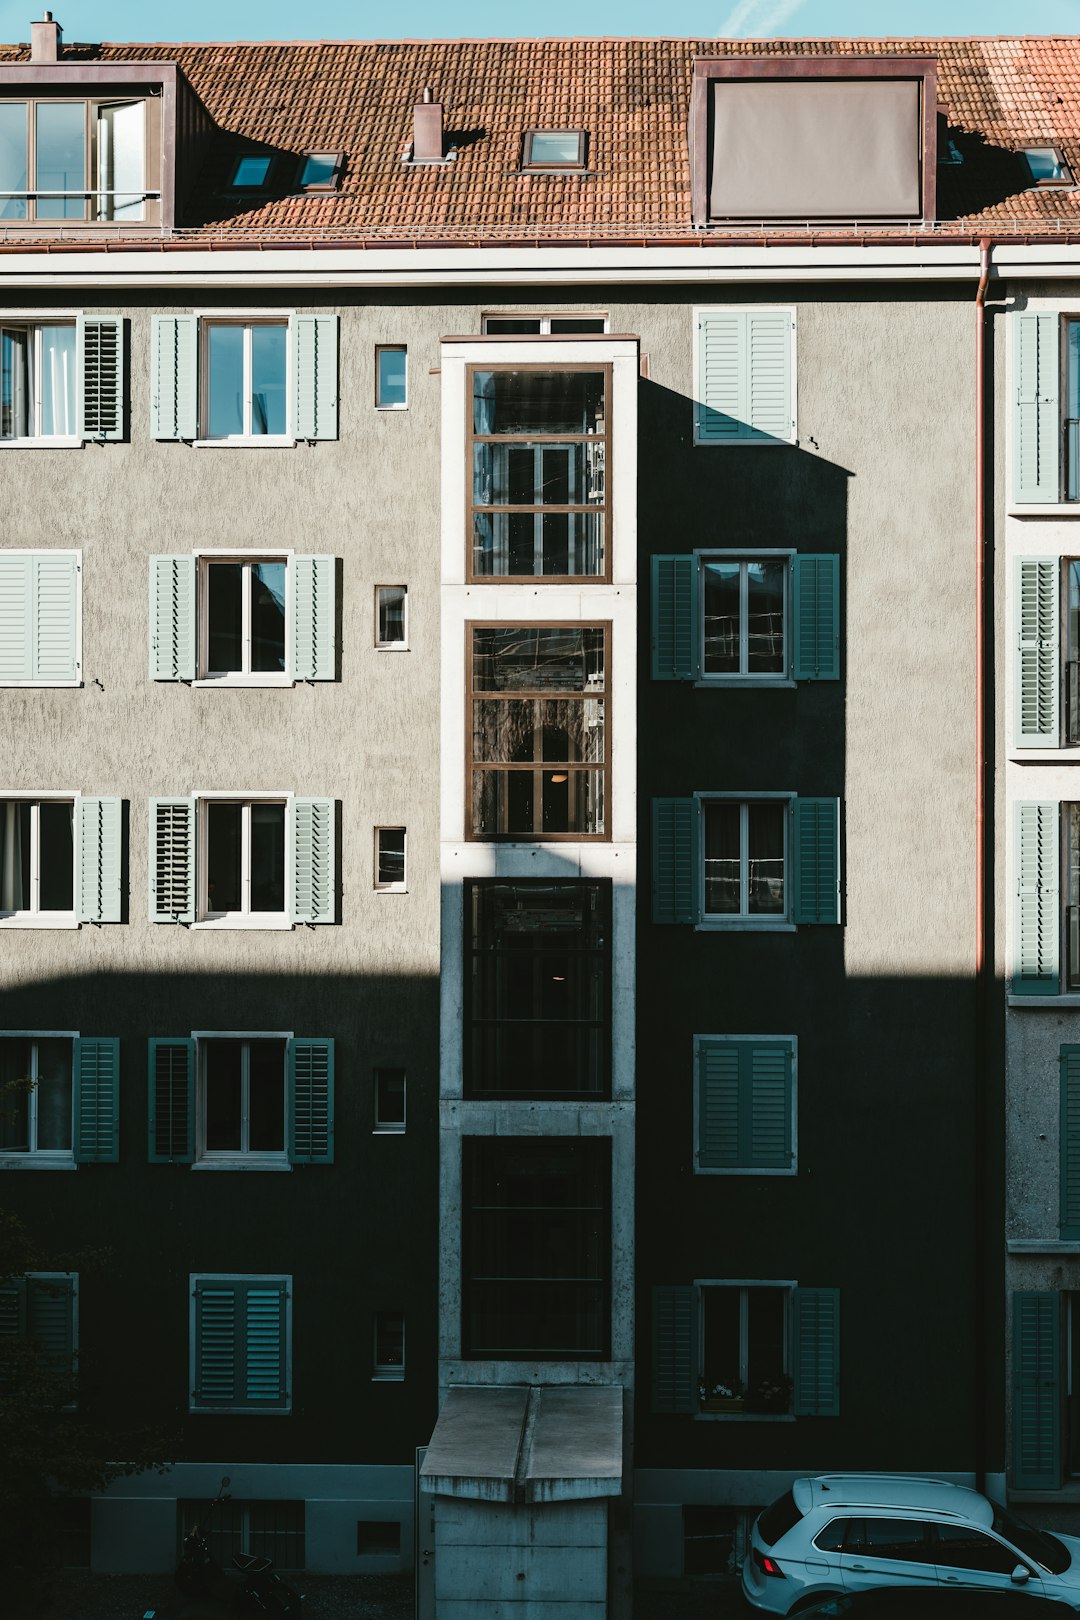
434 1498 607 1619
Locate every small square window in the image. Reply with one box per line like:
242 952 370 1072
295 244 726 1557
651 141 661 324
297 152 343 191
357 1520 401 1556
523 130 586 170
1023 146 1073 186
230 155 273 189
374 1311 404 1379
375 828 406 891
374 1068 406 1132
375 585 408 649
376 346 407 410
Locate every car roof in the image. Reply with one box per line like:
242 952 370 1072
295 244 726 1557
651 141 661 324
793 1475 994 1526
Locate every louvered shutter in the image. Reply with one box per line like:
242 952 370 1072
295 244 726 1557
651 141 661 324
76 796 122 923
193 1279 238 1407
244 1282 289 1407
291 314 338 440
697 1041 741 1169
148 798 196 923
792 554 840 681
698 1040 793 1171
0 1279 26 1338
77 315 124 440
1013 311 1060 504
1061 1048 1080 1239
792 798 841 925
147 1039 195 1163
652 1286 698 1413
192 1277 289 1411
696 309 795 445
749 1043 794 1169
1014 801 1060 995
290 555 336 680
73 1038 119 1163
0 553 32 681
1013 1291 1061 1489
27 1276 76 1373
150 315 198 440
651 555 699 680
792 1287 840 1417
288 1038 334 1164
32 553 80 682
290 797 335 924
148 555 196 681
1016 557 1060 747
746 310 795 442
696 309 744 443
652 798 700 924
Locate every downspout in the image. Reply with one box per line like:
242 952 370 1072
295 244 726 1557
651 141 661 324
974 235 991 1494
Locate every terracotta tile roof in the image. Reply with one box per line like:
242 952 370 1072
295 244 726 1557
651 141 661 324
4 34 1080 241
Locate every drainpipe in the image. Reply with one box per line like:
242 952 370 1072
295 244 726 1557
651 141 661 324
974 235 991 1494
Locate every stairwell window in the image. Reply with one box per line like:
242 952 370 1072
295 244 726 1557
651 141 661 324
1 322 75 441
203 321 288 442
0 796 75 924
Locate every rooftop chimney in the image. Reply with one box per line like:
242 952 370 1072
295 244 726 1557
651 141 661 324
30 10 61 63
412 87 445 163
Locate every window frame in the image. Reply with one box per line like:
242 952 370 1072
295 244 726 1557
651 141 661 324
195 551 292 686
521 129 587 171
465 620 611 843
197 317 292 447
189 1272 292 1415
0 318 79 445
191 1031 291 1170
1022 146 1074 188
0 548 82 685
373 1068 406 1134
465 361 612 585
225 153 275 192
375 584 408 650
193 790 291 931
0 94 158 224
375 345 407 410
694 1279 796 1420
374 827 407 892
296 151 344 193
698 792 794 929
373 1310 405 1380
0 1032 77 1165
697 549 793 685
693 1034 797 1177
0 791 78 928
480 313 609 335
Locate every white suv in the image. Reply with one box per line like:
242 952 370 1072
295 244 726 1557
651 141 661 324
742 1475 1080 1615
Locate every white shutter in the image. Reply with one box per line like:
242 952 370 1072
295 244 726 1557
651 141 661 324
148 797 196 923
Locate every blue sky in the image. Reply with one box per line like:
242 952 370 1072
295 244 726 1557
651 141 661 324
1 0 1078 42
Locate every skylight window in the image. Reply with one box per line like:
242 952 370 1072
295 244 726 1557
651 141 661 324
230 155 273 189
1022 146 1073 186
297 152 343 191
523 130 586 170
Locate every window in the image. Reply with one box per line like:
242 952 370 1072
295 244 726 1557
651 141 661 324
0 1037 72 1157
0 551 80 684
0 1273 78 1377
1022 146 1073 187
149 1036 333 1166
0 796 74 921
374 1068 406 1133
357 1521 401 1557
151 554 334 685
695 1036 795 1174
464 879 610 1098
200 798 287 924
522 130 587 170
482 314 608 335
1 322 75 438
228 154 273 189
934 1524 1028 1575
375 585 407 648
203 321 287 442
468 366 609 580
703 556 785 677
683 1506 737 1577
374 1311 404 1379
704 799 787 920
375 828 406 891
0 97 154 222
694 308 796 447
297 152 343 191
467 624 608 840
198 556 287 680
180 1500 304 1569
462 1136 610 1359
198 1037 287 1164
375 346 407 409
190 1275 290 1413
699 1285 792 1414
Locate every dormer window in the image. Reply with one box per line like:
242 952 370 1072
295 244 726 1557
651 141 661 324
297 152 343 191
523 130 586 170
1022 146 1073 187
229 154 273 189
0 95 153 222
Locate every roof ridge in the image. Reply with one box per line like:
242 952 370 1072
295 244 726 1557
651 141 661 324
22 33 1080 48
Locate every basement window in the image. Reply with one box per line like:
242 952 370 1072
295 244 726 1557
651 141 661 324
1022 147 1074 187
523 130 586 170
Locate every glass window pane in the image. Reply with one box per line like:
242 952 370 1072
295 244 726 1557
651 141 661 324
232 155 272 187
39 801 74 912
250 325 286 436
207 563 243 672
1026 147 1065 182
528 132 581 165
549 318 606 334
1069 323 1080 502
377 347 407 408
746 560 786 673
472 627 604 693
206 802 242 913
375 1069 406 1127
207 325 244 439
935 1525 1020 1574
377 585 406 645
0 800 31 911
248 1039 284 1152
748 802 785 915
97 100 145 221
484 318 543 335
702 1288 742 1393
377 829 406 886
746 1287 786 1395
375 1311 404 1371
250 562 286 672
0 103 27 220
38 325 75 437
205 1041 242 1151
299 153 338 187
36 102 86 220
36 1036 72 1151
704 802 741 914
861 1520 932 1561
0 1038 31 1150
703 561 741 674
473 371 605 436
250 803 285 912
0 328 29 438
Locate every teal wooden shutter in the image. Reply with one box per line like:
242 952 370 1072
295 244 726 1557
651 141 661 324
290 797 335 923
652 1286 698 1413
1013 311 1060 504
193 1279 238 1407
651 556 698 680
150 314 198 440
0 1278 26 1337
288 1038 334 1164
243 1281 289 1407
148 1038 195 1163
792 798 841 924
32 553 80 682
26 1276 76 1373
76 796 122 923
1061 1048 1080 1239
1013 1291 1061 1489
290 555 336 681
697 1041 741 1169
792 1287 840 1416
291 314 338 440
652 798 700 924
73 1038 119 1163
792 555 840 681
192 1277 289 1411
149 555 196 681
77 315 124 440
148 798 196 923
1016 557 1060 747
698 1040 794 1171
1014 801 1060 995
748 1042 794 1169
0 553 32 681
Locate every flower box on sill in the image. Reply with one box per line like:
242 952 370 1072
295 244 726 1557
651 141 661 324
701 1395 745 1414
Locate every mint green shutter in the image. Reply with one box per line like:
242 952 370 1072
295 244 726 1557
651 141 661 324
1013 1291 1061 1489
73 1038 119 1163
290 797 335 923
698 1041 741 1169
148 1039 195 1163
291 314 338 440
697 309 745 443
150 314 198 440
793 1287 840 1416
149 555 196 681
652 798 699 923
793 555 840 681
792 798 841 924
1013 311 1060 504
193 1278 288 1411
77 796 122 923
746 310 795 442
27 1276 76 1373
290 556 336 680
651 556 698 679
0 553 32 680
652 1286 698 1413
33 553 80 681
1015 801 1060 995
1062 1047 1080 1239
1016 557 1060 746
77 315 124 440
148 798 196 923
288 1038 334 1164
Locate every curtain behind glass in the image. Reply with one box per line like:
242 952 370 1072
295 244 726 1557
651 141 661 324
39 326 76 436
0 801 28 912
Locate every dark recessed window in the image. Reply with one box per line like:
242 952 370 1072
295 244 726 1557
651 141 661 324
357 1520 401 1556
482 314 608 335
229 155 273 189
374 1068 406 1132
1023 146 1074 186
297 152 343 191
523 130 586 170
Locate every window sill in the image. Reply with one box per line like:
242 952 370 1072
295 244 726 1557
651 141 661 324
1010 745 1080 760
694 920 797 933
694 678 796 690
372 1372 405 1382
693 1412 795 1422
373 1125 406 1135
695 1165 797 1177
374 644 409 653
0 1155 77 1171
0 437 81 450
375 404 408 412
0 679 82 688
192 1158 291 1172
374 885 408 895
191 917 292 931
193 676 293 688
193 437 297 450
0 914 79 930
1009 502 1080 518
1007 992 1080 1007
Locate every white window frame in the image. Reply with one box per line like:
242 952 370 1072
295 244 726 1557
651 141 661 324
696 549 792 686
0 548 82 687
480 312 610 334
694 1278 796 1422
0 1031 77 1168
196 315 294 448
374 827 407 893
189 1271 292 1415
375 345 407 411
697 791 794 931
0 790 79 929
373 1310 405 1380
693 1033 798 1178
375 584 408 650
0 317 80 448
194 550 293 686
191 1031 291 1171
373 1068 406 1134
192 790 292 931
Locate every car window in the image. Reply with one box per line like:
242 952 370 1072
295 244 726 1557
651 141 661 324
759 1488 803 1547
935 1523 1028 1575
992 1505 1070 1575
861 1518 934 1561
813 1518 851 1553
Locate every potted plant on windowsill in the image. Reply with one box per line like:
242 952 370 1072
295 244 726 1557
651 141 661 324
744 1375 793 1415
698 1377 745 1413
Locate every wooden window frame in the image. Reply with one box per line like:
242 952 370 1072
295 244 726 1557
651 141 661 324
465 620 611 843
522 129 587 171
465 362 612 585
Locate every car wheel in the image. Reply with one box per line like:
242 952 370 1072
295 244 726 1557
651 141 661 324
789 1595 841 1616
